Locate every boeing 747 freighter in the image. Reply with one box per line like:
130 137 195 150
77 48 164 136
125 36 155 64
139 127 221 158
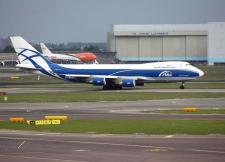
10 36 204 90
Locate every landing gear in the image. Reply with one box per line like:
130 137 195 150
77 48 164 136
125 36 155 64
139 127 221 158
180 82 185 89
103 84 122 90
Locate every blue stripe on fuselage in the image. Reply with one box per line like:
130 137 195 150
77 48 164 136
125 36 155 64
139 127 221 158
50 64 199 78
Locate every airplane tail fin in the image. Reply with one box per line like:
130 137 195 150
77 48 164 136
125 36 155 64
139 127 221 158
40 43 53 56
10 36 54 73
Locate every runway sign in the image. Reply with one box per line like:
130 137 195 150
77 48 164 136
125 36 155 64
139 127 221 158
9 117 25 123
184 108 197 112
10 76 19 79
27 120 61 125
45 116 68 120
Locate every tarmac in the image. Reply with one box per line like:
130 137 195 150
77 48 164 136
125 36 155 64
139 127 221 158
1 86 225 162
0 98 225 120
0 130 225 162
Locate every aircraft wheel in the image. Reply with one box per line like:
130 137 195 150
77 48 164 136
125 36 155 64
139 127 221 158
180 85 185 89
116 85 123 90
103 84 122 90
103 85 109 90
180 82 185 89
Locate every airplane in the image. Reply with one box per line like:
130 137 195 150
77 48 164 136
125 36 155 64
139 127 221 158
10 36 204 90
40 43 97 64
39 43 81 63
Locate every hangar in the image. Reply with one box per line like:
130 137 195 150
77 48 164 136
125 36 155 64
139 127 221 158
107 22 225 64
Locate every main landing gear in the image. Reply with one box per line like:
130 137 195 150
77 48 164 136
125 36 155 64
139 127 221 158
180 82 185 89
103 84 122 90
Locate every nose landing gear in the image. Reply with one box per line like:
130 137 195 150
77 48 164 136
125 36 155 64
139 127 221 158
180 82 185 89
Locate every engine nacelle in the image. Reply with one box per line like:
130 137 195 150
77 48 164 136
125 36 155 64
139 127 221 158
92 77 106 86
122 79 136 87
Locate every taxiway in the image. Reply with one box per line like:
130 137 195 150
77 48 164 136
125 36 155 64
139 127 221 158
0 98 225 120
0 130 225 162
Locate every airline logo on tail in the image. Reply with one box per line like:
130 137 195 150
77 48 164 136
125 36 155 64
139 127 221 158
17 49 59 78
10 37 60 78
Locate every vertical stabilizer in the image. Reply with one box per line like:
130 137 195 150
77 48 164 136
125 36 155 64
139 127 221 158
40 43 53 56
10 36 38 53
10 36 52 66
10 36 60 77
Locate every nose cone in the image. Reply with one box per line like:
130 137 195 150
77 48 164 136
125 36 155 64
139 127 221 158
198 69 204 77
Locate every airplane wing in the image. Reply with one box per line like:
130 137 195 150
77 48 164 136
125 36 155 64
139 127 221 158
63 74 152 80
62 74 118 83
63 74 118 79
62 74 151 84
136 76 154 81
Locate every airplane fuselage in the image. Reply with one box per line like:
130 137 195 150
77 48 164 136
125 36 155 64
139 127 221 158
47 61 203 83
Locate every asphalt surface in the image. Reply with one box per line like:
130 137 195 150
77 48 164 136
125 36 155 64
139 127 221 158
1 86 225 161
0 130 225 162
0 72 33 78
0 98 225 120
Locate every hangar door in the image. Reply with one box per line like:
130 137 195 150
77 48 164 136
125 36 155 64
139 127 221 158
186 36 207 61
139 37 163 61
163 36 186 60
116 37 139 60
115 35 207 62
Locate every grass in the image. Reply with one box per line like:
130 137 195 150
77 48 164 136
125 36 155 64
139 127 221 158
142 109 225 114
1 92 225 103
197 65 225 81
1 119 225 135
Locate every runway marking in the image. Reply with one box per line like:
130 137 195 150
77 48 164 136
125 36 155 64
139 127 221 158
73 149 90 152
1 131 225 139
165 135 174 138
144 148 175 152
0 136 175 150
17 140 26 149
192 149 225 154
0 154 86 162
91 134 113 137
4 152 44 155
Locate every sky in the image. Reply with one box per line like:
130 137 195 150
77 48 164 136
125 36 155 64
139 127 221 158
0 0 225 43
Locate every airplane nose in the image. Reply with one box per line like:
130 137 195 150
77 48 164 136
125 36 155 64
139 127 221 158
198 70 204 77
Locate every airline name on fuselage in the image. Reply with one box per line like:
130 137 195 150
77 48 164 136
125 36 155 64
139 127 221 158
158 71 173 77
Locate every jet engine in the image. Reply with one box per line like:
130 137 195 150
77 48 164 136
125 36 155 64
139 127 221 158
122 79 136 87
92 77 106 86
